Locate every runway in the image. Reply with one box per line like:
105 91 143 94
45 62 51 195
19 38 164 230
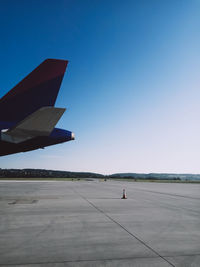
0 180 200 266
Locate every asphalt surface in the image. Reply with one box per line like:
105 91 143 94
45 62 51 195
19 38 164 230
0 180 200 267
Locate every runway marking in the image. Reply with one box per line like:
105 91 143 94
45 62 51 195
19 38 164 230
72 188 176 267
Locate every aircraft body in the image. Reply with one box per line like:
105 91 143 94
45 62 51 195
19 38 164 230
0 59 74 156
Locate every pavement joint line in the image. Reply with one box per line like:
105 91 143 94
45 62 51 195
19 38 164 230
0 217 58 257
0 255 173 266
1 254 200 266
129 188 200 215
126 196 200 216
72 187 176 267
128 187 200 201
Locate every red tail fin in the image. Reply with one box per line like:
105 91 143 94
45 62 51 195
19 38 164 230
0 59 68 123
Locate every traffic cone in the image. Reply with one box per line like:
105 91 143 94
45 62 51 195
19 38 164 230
121 189 127 199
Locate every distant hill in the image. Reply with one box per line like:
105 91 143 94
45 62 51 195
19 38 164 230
0 169 104 178
110 173 200 180
0 169 200 180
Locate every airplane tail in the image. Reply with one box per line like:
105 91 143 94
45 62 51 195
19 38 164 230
0 59 68 124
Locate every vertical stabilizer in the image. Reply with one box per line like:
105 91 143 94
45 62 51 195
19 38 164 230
0 59 68 123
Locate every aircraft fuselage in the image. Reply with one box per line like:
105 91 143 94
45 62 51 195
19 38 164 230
0 127 74 156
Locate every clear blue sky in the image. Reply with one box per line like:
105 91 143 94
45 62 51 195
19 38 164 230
0 0 200 174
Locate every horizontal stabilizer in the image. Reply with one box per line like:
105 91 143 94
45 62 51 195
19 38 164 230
1 107 65 143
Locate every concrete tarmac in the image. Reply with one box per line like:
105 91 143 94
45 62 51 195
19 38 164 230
0 180 200 267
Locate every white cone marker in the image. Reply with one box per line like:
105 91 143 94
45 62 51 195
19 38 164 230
121 189 127 199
